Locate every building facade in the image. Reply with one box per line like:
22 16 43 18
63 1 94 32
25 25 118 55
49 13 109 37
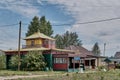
4 32 105 71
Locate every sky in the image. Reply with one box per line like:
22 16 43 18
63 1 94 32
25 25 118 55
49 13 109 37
0 0 120 57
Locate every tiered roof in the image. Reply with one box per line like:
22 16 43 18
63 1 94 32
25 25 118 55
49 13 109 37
24 32 55 40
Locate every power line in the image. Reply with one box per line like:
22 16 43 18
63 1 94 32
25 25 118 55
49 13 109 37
0 23 18 27
23 17 120 26
53 17 120 26
1 16 120 28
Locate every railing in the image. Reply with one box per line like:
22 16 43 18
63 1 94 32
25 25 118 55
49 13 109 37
22 44 42 48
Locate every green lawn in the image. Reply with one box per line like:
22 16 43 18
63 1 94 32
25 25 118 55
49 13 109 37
0 69 120 80
0 70 64 76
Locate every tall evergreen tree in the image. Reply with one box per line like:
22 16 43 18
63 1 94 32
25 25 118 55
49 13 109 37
39 16 53 36
55 31 82 49
26 16 40 36
55 34 64 49
92 42 101 56
26 16 53 37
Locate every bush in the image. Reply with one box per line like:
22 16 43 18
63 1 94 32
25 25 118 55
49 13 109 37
116 64 120 69
9 51 46 71
23 51 46 71
98 66 106 71
0 53 6 69
9 55 19 70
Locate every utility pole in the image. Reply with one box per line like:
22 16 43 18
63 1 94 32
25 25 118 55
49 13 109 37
18 21 21 71
104 43 106 56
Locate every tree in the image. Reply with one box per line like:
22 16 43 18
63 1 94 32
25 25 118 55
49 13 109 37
55 31 82 49
26 16 40 36
54 34 64 49
92 42 101 56
26 16 53 37
23 51 46 71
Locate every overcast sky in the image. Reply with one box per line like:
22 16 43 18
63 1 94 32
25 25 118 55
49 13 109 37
0 0 120 57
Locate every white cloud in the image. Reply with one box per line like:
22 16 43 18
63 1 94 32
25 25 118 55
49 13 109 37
1 0 120 56
0 0 40 18
48 0 120 56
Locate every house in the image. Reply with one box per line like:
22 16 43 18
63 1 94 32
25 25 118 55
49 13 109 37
110 52 120 64
4 31 105 71
65 45 106 70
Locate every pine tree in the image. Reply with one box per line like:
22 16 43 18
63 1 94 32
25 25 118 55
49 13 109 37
55 31 82 49
39 16 53 36
26 16 53 37
92 42 101 56
26 16 40 36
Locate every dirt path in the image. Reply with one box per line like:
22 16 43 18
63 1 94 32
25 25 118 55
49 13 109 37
0 74 55 80
0 71 96 80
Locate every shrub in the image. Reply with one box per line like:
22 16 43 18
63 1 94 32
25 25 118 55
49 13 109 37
98 66 106 71
9 51 46 71
9 55 19 70
23 51 46 71
0 53 6 69
116 64 120 69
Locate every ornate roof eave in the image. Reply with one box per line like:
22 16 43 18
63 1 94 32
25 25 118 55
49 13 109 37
24 32 55 41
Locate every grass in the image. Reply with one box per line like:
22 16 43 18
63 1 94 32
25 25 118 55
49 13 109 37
0 69 120 80
0 70 64 76
0 70 28 76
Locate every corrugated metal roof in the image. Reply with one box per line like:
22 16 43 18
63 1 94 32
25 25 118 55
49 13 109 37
24 32 55 40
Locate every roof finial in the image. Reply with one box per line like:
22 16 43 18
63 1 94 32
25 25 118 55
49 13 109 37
37 29 40 33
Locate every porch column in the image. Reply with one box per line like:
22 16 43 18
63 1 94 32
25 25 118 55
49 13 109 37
67 57 69 71
73 60 75 71
89 60 91 69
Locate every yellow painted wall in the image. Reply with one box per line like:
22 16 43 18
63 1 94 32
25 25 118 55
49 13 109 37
26 40 31 45
26 39 42 45
35 39 42 45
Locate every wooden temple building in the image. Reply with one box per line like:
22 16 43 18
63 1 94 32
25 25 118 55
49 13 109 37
5 32 105 71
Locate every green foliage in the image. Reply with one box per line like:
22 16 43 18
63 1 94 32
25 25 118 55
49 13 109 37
55 31 82 49
39 16 53 36
9 55 19 70
23 51 46 71
92 42 101 56
26 16 40 36
98 66 106 71
9 51 46 71
26 16 53 37
116 64 120 69
0 53 6 69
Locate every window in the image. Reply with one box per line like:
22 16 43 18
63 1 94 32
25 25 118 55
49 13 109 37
31 40 35 46
54 58 67 63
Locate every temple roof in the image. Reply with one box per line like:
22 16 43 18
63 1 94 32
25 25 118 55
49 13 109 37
24 32 55 40
4 48 74 53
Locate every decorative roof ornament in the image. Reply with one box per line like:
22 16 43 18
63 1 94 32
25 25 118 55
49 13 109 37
37 29 40 33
